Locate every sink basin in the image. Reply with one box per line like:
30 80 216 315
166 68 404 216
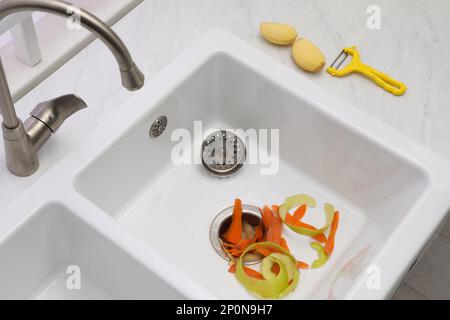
1 31 450 299
0 203 181 299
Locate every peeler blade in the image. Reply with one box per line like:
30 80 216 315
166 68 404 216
329 50 349 70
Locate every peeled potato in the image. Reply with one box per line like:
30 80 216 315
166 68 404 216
292 38 326 73
260 22 298 46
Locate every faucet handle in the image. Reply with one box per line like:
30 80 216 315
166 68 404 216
30 94 87 132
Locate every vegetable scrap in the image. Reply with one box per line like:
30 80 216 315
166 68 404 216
221 194 340 299
310 242 329 269
235 242 299 299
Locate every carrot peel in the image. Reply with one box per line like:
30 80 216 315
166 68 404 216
228 264 264 280
324 211 339 256
261 206 273 230
279 194 335 237
280 237 290 252
296 261 309 269
224 199 243 244
293 204 307 221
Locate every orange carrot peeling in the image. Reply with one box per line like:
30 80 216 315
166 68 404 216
312 233 327 243
255 245 273 257
227 247 243 256
236 239 251 250
228 264 264 279
243 267 265 280
235 224 264 251
271 205 280 215
267 206 282 245
324 211 339 255
253 224 264 242
296 261 309 269
293 204 307 221
280 237 290 252
224 199 243 244
261 206 273 230
271 262 280 275
285 213 327 243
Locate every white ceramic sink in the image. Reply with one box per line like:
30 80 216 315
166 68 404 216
1 31 450 299
0 203 182 299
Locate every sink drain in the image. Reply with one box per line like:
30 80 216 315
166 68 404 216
149 115 167 138
210 204 264 265
201 130 246 177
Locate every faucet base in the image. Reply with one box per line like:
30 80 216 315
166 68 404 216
2 121 39 177
0 0 142 177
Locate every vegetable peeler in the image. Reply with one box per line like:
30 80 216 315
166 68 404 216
327 46 407 96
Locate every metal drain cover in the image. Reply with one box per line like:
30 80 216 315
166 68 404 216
201 130 246 177
149 116 167 138
210 204 264 265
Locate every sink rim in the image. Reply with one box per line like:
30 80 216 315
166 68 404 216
0 30 450 299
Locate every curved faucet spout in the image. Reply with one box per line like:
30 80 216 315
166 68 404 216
0 0 145 91
0 0 145 177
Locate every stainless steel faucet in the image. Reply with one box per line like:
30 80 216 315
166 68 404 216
0 0 145 177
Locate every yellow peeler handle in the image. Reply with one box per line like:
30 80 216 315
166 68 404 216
327 46 407 96
356 64 406 96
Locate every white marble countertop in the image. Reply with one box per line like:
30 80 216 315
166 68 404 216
1 0 450 210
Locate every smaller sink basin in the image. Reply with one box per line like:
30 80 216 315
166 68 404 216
0 203 181 299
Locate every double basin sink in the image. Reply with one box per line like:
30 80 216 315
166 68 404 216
1 31 450 299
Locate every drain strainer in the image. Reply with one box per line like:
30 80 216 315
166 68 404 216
149 115 167 138
201 130 246 177
210 204 264 265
